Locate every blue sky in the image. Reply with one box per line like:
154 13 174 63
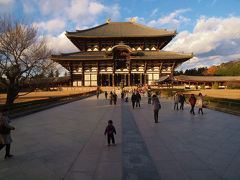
1 0 240 70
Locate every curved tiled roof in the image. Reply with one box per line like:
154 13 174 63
51 50 193 61
66 22 176 38
175 75 240 82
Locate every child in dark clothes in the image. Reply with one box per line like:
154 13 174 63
104 120 116 146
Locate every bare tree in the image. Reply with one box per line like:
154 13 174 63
0 16 54 105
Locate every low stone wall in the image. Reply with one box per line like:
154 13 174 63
58 87 97 92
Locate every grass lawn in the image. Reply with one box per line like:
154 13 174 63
0 91 91 105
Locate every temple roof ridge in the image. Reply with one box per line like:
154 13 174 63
66 21 177 38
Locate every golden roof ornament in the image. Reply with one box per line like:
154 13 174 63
131 18 135 23
106 18 111 23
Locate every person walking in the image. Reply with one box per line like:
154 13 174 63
104 120 116 146
198 93 204 114
189 94 196 115
125 92 128 102
0 108 15 159
105 91 108 100
113 93 117 105
109 92 113 105
136 92 141 108
173 92 179 110
148 91 152 104
179 94 186 110
121 91 124 101
131 93 137 109
152 95 161 123
97 91 100 99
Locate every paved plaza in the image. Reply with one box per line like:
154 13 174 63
0 94 240 180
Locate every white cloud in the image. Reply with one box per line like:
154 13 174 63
151 8 158 17
104 4 120 20
75 25 89 30
35 0 120 25
37 0 68 17
0 0 13 4
166 16 240 70
34 19 66 34
148 9 191 29
89 2 104 15
0 0 14 13
22 0 35 14
65 0 107 24
46 32 78 54
125 16 145 24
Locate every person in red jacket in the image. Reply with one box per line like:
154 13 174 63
104 120 116 146
189 94 196 115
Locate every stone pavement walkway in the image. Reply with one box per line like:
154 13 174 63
0 94 240 180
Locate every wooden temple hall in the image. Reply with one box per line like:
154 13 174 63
51 19 193 87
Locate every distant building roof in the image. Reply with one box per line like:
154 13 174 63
66 22 176 38
175 75 240 82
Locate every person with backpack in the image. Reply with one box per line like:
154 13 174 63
105 91 108 100
131 93 137 109
179 94 186 110
147 91 152 104
152 95 161 123
104 120 116 146
109 92 113 105
189 94 196 115
0 108 15 159
113 93 117 105
136 92 141 108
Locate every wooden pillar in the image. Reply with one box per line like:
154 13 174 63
128 73 131 86
124 74 127 86
159 62 163 79
189 81 190 88
82 62 84 86
171 62 176 78
113 61 115 87
144 61 147 85
112 74 115 87
101 74 103 86
140 73 143 85
128 59 131 86
70 62 73 87
97 61 100 86
108 74 110 86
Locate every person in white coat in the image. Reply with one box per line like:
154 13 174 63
198 93 204 114
173 92 179 110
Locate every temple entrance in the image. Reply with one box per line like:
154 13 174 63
132 74 144 86
115 74 129 86
115 74 124 86
99 74 112 86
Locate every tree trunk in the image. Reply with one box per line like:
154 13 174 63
6 84 20 105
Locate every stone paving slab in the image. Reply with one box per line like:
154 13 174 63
130 97 240 180
121 103 160 180
1 94 240 180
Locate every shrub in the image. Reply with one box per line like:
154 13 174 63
213 82 219 89
200 84 205 89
